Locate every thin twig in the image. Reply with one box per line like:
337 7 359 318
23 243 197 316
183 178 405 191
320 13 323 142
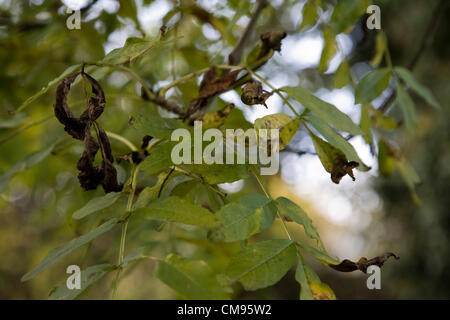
378 0 446 113
228 0 269 65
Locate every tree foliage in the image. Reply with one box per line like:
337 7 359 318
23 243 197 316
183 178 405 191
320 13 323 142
0 0 443 299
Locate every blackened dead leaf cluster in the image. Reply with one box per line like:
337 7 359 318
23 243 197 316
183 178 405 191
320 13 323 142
53 70 122 193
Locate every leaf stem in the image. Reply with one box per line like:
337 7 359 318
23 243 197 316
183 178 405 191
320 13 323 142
105 131 138 152
111 163 140 299
251 167 292 241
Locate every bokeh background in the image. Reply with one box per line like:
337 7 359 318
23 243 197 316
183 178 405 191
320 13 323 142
0 0 449 299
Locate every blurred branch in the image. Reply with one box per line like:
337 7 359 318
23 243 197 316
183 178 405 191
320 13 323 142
228 0 268 65
378 0 446 113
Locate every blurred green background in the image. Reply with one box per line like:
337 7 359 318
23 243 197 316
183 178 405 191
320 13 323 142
0 0 449 299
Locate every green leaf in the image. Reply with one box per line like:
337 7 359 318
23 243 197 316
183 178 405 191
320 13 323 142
394 67 441 109
0 144 56 194
156 254 230 299
331 0 368 34
134 173 172 210
295 240 340 266
295 255 314 300
371 32 387 67
101 37 159 65
395 80 417 133
304 113 370 171
334 60 350 89
134 196 219 228
296 257 336 300
133 113 191 139
201 103 234 129
275 197 324 250
185 164 249 184
72 192 122 220
224 239 296 290
355 68 392 104
15 64 81 112
140 142 175 175
22 219 119 281
367 104 399 130
49 264 115 300
377 139 398 177
209 193 277 242
121 244 160 268
360 104 373 145
282 86 363 136
318 27 337 73
298 0 319 31
254 113 300 150
307 128 360 183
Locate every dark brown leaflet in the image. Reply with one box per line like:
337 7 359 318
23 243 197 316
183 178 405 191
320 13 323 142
330 253 399 273
53 70 122 193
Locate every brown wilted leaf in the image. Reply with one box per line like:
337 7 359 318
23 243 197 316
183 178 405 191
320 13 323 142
240 80 273 108
198 67 240 98
188 67 241 118
53 69 122 193
308 129 359 184
330 253 399 273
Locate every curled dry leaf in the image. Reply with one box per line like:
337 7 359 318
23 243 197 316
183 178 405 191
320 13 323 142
53 70 122 193
330 252 399 273
241 80 273 108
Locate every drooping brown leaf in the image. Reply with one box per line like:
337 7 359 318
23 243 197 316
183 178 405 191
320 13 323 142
330 253 399 273
241 80 273 108
258 31 287 59
53 70 122 193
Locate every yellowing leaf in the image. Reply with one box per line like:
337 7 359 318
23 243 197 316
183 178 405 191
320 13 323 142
201 103 235 129
319 27 337 73
371 32 387 67
254 113 300 150
334 60 351 89
308 129 359 184
298 0 320 31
